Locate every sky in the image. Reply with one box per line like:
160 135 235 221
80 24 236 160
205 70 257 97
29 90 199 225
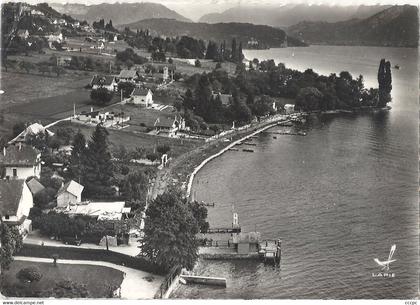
13 0 419 20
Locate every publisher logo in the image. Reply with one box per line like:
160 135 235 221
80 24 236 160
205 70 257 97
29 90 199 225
372 244 396 278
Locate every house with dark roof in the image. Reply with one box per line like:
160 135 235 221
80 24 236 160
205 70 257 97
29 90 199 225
26 177 45 197
117 69 140 83
10 122 54 144
154 115 185 137
0 144 41 180
56 180 84 208
91 75 117 91
0 179 33 235
130 87 153 107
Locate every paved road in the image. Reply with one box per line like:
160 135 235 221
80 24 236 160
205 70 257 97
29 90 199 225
13 256 163 299
24 231 141 257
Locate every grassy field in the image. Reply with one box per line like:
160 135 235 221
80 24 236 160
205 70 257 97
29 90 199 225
1 260 124 298
51 120 201 158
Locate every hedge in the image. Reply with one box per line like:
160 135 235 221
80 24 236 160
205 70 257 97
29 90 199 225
18 244 165 275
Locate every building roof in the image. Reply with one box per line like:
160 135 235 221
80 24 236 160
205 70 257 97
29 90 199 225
118 69 139 79
131 87 151 97
0 144 40 167
91 75 115 87
236 232 261 244
26 178 45 196
212 92 232 106
0 180 25 217
154 116 177 129
17 29 28 36
57 180 84 198
61 201 130 221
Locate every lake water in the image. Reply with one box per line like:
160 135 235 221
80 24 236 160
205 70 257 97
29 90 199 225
172 46 418 299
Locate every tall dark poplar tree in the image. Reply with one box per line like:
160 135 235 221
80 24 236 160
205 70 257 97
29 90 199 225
70 130 87 184
238 42 243 63
377 58 392 107
231 38 237 62
83 124 114 198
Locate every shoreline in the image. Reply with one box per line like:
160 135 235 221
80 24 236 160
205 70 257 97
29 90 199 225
185 117 286 198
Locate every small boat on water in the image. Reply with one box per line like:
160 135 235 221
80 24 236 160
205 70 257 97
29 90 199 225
273 136 277 139
242 149 254 153
394 64 400 70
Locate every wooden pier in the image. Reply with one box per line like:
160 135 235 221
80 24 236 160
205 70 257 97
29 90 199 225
259 239 281 266
206 227 241 234
180 275 227 287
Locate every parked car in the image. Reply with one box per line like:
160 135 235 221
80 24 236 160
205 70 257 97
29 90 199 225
62 236 82 246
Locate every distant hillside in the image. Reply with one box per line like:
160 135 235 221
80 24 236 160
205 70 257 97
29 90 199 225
287 5 419 48
50 2 191 25
199 4 392 27
119 18 306 48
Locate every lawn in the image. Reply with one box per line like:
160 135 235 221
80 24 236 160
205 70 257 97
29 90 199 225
1 260 124 298
51 120 201 159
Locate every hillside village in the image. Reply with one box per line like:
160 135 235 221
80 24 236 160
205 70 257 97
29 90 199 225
0 1 398 300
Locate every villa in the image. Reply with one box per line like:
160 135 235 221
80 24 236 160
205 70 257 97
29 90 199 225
130 87 153 107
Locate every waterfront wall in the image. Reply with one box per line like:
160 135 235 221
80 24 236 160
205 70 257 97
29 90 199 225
186 115 286 198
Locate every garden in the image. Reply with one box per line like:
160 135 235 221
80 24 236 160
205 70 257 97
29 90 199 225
0 260 124 298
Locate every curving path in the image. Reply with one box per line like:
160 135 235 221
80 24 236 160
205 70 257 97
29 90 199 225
13 256 163 299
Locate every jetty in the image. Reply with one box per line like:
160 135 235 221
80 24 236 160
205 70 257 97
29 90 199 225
271 131 307 136
243 142 257 146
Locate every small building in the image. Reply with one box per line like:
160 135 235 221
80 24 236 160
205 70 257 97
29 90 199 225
117 70 140 83
212 92 232 106
154 115 185 137
91 75 117 91
0 144 41 180
56 180 84 208
130 88 153 107
26 177 45 197
284 104 295 114
16 29 29 40
47 32 63 43
233 232 261 255
57 56 72 67
10 122 54 144
0 179 33 236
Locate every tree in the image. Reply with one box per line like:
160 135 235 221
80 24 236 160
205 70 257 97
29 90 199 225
16 267 43 283
151 50 166 62
0 223 23 271
188 201 209 233
231 39 237 62
90 88 114 106
38 63 50 75
18 61 35 73
118 82 135 99
141 191 201 271
295 87 324 111
120 171 148 212
83 124 114 198
194 59 201 67
377 59 392 107
157 144 171 155
70 130 86 184
12 122 25 138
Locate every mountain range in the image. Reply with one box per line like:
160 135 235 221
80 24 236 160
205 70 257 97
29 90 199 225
50 2 191 25
119 19 306 48
287 5 419 48
198 4 393 28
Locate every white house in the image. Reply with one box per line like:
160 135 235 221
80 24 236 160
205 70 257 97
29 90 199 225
56 180 84 208
91 75 117 91
16 29 29 40
212 91 232 106
0 144 41 180
0 179 34 235
284 104 295 114
130 88 153 107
